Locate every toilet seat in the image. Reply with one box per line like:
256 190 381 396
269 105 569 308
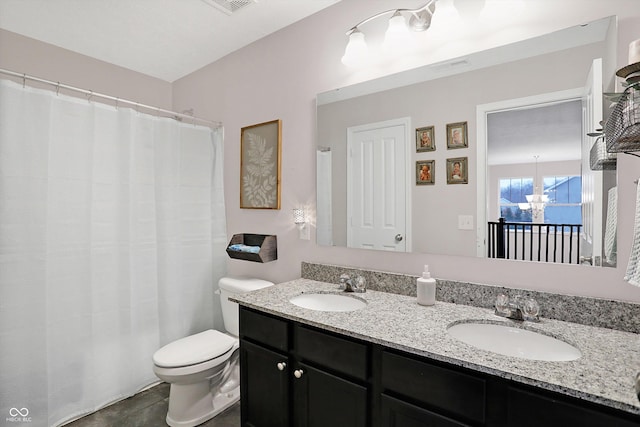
153 330 236 368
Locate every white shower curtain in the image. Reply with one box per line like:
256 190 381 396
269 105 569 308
0 79 227 427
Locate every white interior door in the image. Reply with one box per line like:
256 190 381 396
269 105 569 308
347 118 410 251
581 58 603 265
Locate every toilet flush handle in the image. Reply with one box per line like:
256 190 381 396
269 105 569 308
276 362 287 371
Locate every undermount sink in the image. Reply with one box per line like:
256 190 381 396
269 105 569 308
447 321 581 362
289 293 367 312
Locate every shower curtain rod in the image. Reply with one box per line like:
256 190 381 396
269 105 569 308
0 68 222 128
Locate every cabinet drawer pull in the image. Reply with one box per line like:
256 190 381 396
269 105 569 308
294 369 304 378
276 362 287 371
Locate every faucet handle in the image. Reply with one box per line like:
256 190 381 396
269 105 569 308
353 275 367 293
495 294 510 316
522 298 540 322
339 273 351 290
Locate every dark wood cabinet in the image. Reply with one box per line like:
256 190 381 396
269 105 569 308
240 307 369 427
381 350 486 425
240 340 289 427
239 306 640 427
293 362 368 427
381 394 472 427
507 385 640 427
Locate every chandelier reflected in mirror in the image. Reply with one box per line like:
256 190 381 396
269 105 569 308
518 155 549 223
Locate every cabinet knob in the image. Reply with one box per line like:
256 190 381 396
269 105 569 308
276 362 287 371
294 369 304 379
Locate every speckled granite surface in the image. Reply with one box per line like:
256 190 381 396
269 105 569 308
301 262 640 334
232 279 640 416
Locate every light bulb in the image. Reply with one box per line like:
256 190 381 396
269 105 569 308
293 208 306 226
382 12 415 54
341 30 369 67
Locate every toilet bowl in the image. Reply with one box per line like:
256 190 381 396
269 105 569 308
152 276 273 427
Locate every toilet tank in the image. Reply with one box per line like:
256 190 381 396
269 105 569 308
218 276 274 336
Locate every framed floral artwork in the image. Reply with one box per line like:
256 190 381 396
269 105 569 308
240 119 282 209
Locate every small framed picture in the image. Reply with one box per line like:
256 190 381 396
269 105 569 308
446 121 468 149
446 157 468 184
416 160 435 185
416 126 435 152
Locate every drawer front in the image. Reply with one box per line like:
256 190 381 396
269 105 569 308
295 324 368 381
508 386 640 427
381 351 486 424
381 394 472 427
239 307 289 352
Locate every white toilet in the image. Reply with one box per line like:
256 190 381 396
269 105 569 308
152 276 274 427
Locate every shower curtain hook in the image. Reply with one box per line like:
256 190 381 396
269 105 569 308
22 73 26 88
56 82 60 96
87 90 93 103
115 98 119 110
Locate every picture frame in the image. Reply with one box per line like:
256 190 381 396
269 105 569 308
240 119 282 209
446 157 468 184
416 160 435 185
446 121 468 149
416 126 435 152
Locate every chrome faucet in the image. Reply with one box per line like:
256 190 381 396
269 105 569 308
495 294 539 322
339 274 366 293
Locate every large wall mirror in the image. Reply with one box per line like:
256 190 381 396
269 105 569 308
316 16 618 268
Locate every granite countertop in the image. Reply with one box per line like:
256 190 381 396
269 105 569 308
232 278 640 415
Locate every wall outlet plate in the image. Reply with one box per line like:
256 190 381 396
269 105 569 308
299 224 310 240
458 215 474 230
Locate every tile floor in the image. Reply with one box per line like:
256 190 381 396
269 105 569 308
65 383 240 427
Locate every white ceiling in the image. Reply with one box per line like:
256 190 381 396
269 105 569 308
0 0 341 82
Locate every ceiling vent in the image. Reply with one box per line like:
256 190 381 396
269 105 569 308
201 0 258 15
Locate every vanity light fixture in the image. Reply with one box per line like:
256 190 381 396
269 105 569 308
341 0 437 66
293 208 306 227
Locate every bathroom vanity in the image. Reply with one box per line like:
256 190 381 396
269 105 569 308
235 279 640 427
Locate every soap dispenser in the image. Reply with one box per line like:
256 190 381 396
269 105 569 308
417 264 436 306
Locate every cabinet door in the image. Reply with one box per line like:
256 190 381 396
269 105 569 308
508 386 640 427
240 340 289 427
381 394 472 427
293 362 368 427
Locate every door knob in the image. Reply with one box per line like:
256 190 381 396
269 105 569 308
294 369 304 378
395 234 403 242
276 362 287 371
